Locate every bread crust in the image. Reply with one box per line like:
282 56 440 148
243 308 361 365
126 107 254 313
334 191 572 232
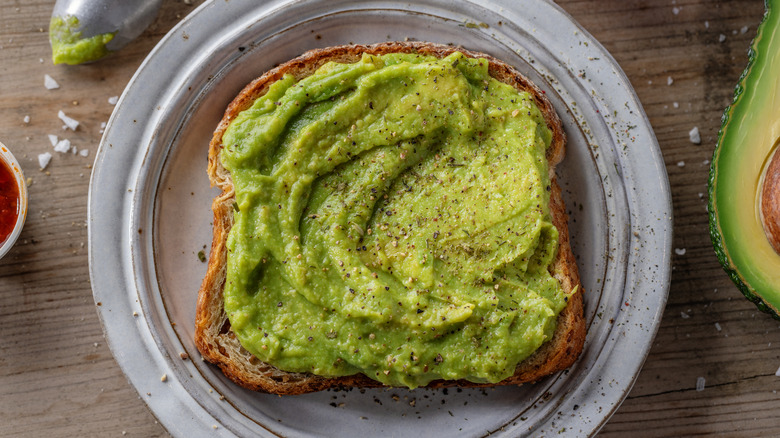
195 41 585 395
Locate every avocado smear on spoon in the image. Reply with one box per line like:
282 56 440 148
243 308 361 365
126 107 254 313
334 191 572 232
49 15 115 65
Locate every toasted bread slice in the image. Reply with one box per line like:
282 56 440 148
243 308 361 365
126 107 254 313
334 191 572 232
195 42 585 395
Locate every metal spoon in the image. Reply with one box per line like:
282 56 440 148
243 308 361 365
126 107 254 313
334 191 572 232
52 0 163 53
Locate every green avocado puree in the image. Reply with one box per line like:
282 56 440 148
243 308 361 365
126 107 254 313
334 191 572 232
49 16 115 65
221 51 571 388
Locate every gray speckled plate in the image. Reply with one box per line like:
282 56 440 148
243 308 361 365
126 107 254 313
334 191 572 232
88 0 672 436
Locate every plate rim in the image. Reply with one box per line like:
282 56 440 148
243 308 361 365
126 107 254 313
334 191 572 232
88 0 672 436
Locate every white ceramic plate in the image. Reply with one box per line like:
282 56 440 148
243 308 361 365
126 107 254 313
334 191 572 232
88 1 672 436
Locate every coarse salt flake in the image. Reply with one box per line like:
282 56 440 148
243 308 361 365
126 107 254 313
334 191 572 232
673 102 680 108
689 126 701 144
108 95 118 105
719 34 727 43
696 377 705 391
680 312 690 319
23 115 30 124
44 74 59 90
48 134 58 146
715 322 722 332
667 76 674 86
38 152 52 169
677 161 685 167
58 110 79 131
741 26 749 34
672 7 680 15
675 248 686 256
79 149 89 157
53 138 71 153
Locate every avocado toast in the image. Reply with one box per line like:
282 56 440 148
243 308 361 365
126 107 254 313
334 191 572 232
195 42 585 394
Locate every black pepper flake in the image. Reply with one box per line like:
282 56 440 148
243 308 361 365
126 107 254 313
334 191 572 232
277 302 283 307
308 336 314 341
416 309 424 314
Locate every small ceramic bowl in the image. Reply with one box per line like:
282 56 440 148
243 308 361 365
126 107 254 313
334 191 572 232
0 142 27 260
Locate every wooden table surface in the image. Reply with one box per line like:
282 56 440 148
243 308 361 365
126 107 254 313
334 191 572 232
1 0 776 436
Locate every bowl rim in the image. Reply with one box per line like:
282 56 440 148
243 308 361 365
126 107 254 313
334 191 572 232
0 142 28 259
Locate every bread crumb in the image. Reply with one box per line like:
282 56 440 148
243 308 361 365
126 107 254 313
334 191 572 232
133 311 138 317
696 377 705 391
688 126 701 144
161 374 167 382
179 352 189 360
38 152 52 169
44 74 59 89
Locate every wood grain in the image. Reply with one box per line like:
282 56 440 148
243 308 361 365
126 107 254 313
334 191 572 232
0 0 777 436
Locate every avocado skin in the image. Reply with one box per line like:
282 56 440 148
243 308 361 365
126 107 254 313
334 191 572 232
709 0 780 319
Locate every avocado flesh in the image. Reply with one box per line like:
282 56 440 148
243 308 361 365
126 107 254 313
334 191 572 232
710 1 780 317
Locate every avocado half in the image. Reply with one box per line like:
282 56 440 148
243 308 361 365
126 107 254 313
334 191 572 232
709 0 780 318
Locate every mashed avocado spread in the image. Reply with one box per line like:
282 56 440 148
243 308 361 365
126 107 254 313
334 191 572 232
221 51 571 388
49 16 115 65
